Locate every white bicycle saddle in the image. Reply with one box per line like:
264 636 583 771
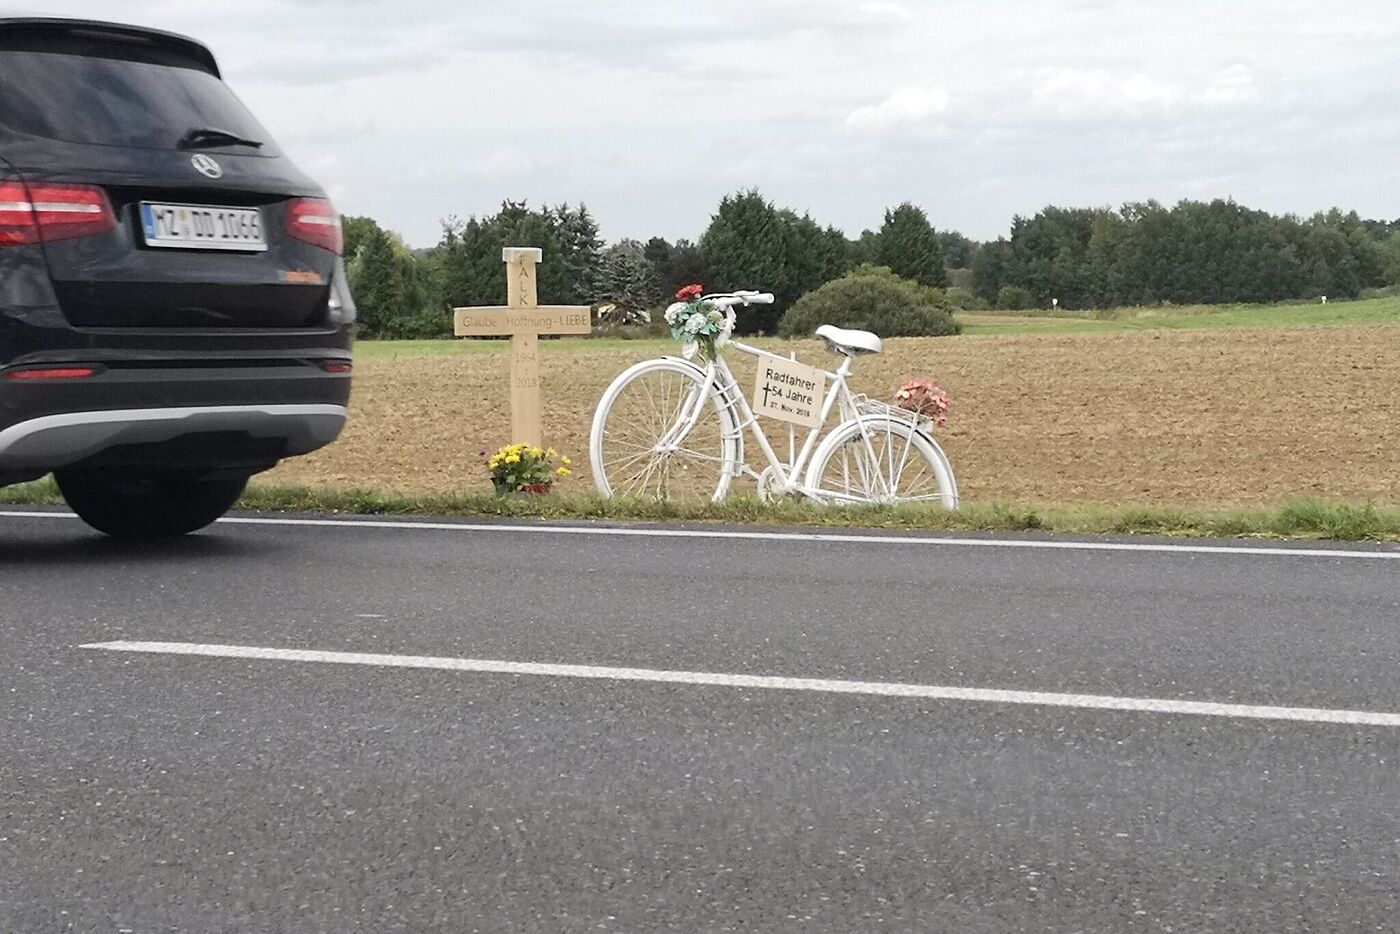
814 324 883 356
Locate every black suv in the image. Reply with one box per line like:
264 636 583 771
0 18 354 537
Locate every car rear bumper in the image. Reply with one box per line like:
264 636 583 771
0 403 347 470
0 358 351 477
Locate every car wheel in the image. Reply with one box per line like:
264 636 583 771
54 468 250 539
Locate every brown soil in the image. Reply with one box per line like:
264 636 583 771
265 327 1400 507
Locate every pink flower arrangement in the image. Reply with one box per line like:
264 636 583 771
893 378 950 428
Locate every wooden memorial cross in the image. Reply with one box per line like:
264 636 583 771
452 247 592 446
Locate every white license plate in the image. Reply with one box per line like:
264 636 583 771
139 202 267 252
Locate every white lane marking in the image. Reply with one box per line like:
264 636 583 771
4 509 1396 560
82 640 1400 728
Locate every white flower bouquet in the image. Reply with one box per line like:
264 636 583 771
663 283 735 361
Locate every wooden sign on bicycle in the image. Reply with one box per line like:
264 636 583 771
452 247 592 446
753 356 826 429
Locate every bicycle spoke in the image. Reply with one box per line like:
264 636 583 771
659 370 675 437
617 455 663 497
670 447 727 464
603 448 654 473
885 427 895 492
641 376 662 436
602 436 659 454
892 428 916 492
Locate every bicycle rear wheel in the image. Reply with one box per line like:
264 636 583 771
804 417 958 509
590 358 740 503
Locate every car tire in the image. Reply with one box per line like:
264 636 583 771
54 468 250 539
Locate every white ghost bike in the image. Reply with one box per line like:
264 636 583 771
589 290 959 507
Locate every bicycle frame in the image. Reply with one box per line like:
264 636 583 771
666 340 900 499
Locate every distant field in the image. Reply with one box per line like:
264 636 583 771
351 296 1400 356
268 304 1400 508
957 296 1400 335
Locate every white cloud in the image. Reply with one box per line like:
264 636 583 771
1017 62 1264 128
1203 64 1258 104
1031 69 1183 117
855 1 915 22
846 87 951 132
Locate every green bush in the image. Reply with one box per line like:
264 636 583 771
945 286 989 311
947 267 976 291
779 265 961 338
381 306 453 339
996 285 1034 310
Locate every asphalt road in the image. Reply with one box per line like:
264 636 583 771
3 509 1400 933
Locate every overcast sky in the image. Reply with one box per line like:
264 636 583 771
36 0 1400 247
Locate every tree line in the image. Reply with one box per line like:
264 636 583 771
344 191 1400 338
972 202 1400 310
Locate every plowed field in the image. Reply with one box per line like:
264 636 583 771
264 326 1400 507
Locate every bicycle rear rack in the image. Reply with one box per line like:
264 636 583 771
845 393 933 433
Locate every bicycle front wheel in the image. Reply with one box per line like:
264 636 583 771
590 358 740 503
804 417 959 509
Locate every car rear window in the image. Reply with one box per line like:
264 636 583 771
0 49 275 152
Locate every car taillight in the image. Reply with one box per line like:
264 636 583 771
285 198 343 255
5 367 99 380
0 182 116 246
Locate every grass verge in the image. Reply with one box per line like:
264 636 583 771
4 478 1398 542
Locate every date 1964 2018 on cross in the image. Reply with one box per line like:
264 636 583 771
453 247 592 446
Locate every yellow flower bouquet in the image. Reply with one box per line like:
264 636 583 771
483 443 572 494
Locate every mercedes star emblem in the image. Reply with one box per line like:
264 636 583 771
190 154 224 179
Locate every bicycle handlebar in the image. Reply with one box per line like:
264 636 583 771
704 291 775 307
740 291 775 304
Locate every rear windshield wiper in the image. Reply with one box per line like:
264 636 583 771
177 127 264 150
